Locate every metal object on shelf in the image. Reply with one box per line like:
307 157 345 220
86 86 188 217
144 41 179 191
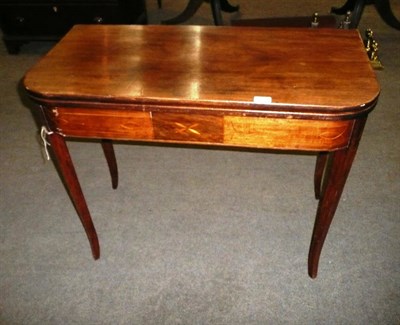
311 12 319 28
338 10 352 29
364 29 384 70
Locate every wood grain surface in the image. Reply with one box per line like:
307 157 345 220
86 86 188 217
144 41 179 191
24 25 380 117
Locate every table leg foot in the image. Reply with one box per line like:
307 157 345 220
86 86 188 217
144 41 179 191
49 132 100 260
101 139 118 189
308 117 367 278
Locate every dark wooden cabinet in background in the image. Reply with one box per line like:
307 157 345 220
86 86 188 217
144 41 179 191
0 0 147 54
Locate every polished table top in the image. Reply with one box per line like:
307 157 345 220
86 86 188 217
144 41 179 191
24 25 379 117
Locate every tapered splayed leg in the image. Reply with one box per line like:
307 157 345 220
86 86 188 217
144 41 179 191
308 117 367 278
314 152 329 200
101 139 118 189
49 133 100 260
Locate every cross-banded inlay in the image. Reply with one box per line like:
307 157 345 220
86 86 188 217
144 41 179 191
174 122 201 135
152 112 224 143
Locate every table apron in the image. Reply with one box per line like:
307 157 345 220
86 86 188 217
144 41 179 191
48 107 354 151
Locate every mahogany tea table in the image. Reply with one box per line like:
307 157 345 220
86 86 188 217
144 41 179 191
23 25 380 278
